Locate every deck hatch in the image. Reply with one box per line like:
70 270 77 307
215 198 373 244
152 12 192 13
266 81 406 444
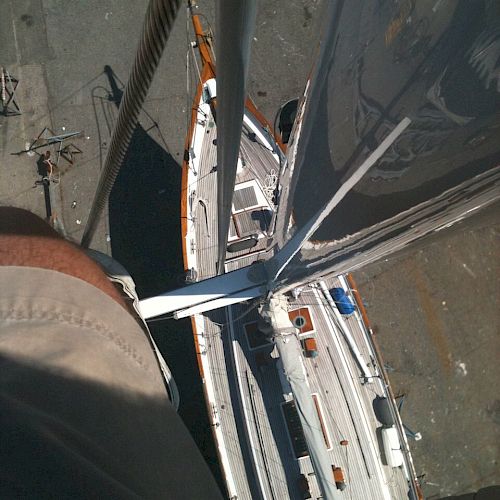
282 400 309 458
233 185 258 211
244 321 272 350
233 209 271 237
288 307 315 335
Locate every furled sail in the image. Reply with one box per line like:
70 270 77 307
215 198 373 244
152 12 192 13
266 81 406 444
271 0 500 289
259 296 341 500
215 0 257 274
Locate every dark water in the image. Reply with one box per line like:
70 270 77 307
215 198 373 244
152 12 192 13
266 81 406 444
108 125 224 493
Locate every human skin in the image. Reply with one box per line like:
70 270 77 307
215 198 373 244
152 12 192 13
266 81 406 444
0 207 128 309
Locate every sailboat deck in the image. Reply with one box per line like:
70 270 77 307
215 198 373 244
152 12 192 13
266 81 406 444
188 118 276 282
185 101 412 498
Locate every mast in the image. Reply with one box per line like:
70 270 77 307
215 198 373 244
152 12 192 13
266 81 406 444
215 0 257 275
270 1 500 289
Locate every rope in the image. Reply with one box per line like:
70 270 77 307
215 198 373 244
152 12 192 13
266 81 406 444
263 168 278 206
81 0 181 248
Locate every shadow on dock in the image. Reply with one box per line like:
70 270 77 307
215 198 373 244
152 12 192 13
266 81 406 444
104 66 224 492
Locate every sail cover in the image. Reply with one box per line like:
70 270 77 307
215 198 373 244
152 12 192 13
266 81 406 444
259 297 341 500
216 0 257 274
272 0 500 288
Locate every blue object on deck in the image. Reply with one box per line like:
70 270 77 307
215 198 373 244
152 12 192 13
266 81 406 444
331 288 355 315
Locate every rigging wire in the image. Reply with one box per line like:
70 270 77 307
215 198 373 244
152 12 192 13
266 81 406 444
145 296 261 326
196 13 215 44
188 29 203 88
186 5 192 134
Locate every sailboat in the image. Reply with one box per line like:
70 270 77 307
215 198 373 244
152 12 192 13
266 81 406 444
82 1 500 498
148 4 421 500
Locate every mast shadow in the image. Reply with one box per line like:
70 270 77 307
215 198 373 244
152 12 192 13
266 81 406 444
109 124 183 298
103 66 224 490
220 306 302 498
245 342 303 499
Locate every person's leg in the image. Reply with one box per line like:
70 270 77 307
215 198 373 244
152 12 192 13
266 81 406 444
0 207 128 309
